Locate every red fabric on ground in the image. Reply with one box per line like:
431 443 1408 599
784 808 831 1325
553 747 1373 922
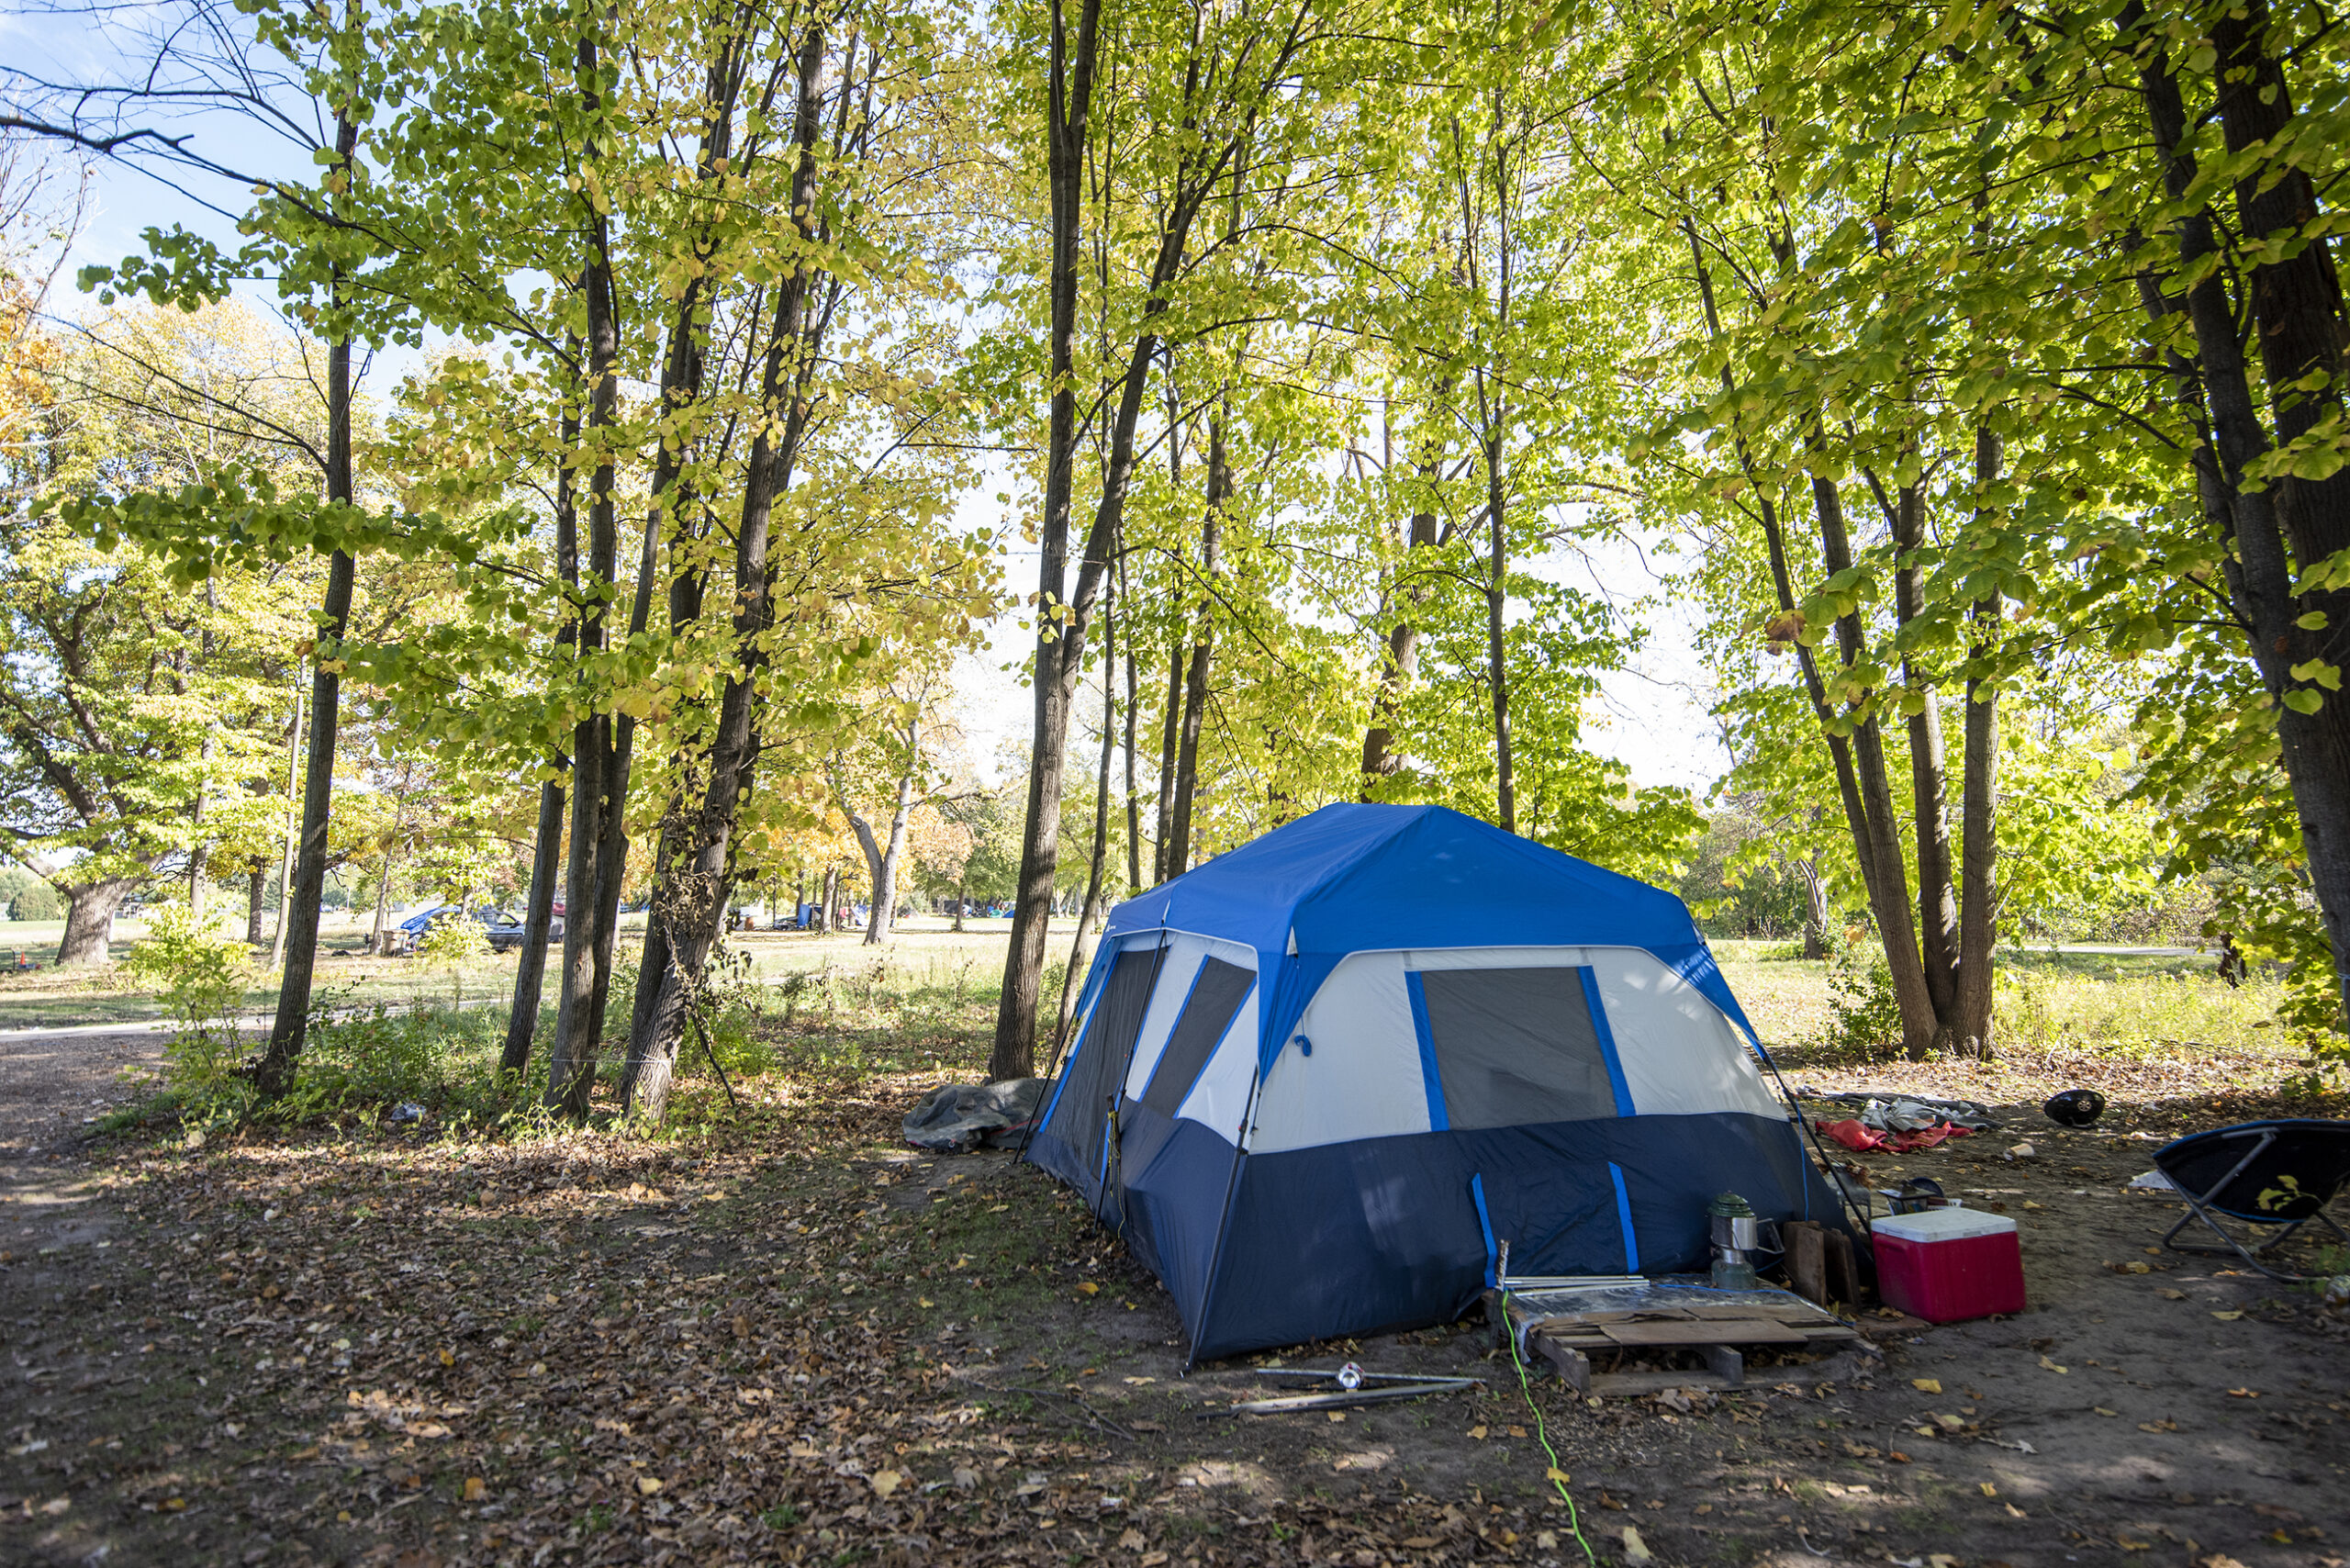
1816 1118 1973 1153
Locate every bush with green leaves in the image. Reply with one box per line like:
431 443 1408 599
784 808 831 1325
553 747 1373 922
123 903 255 1096
1821 932 1905 1062
414 910 488 1007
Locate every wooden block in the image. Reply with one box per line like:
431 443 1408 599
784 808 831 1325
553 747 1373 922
1699 1343 1745 1387
1587 1368 1740 1396
1825 1228 1862 1306
1597 1318 1807 1347
1531 1334 1592 1394
1785 1220 1827 1306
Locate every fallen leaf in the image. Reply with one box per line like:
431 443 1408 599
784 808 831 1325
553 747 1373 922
636 1477 662 1496
2226 1387 2259 1398
2138 1418 2179 1433
1980 1483 1998 1497
1507 1425 1526 1438
1401 1538 1439 1550
1621 1526 1653 1564
1547 1467 1571 1484
1913 1378 1943 1394
1076 1281 1099 1295
1929 1555 1962 1568
463 1477 486 1502
2159 1289 2187 1300
1326 1412 1346 1423
2039 1355 2069 1373
2210 1311 2244 1322
869 1469 902 1498
2118 1537 2153 1552
1468 1425 1488 1439
1119 1529 1147 1551
437 1348 455 1367
39 1498 69 1516
1889 1450 1913 1463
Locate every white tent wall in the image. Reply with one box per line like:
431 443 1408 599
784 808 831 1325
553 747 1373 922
1248 946 1786 1156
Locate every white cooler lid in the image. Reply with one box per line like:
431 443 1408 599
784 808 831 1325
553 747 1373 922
1874 1207 2017 1243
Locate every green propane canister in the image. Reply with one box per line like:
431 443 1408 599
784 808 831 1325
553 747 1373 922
1707 1191 1762 1290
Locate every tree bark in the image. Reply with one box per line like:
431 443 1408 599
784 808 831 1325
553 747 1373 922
501 776 566 1078
269 679 301 969
626 18 833 1123
245 864 266 946
1809 468 1942 1059
1153 638 1181 881
1168 418 1226 876
1796 857 1830 960
369 846 397 956
1054 602 1120 1054
55 877 136 966
1956 433 2003 1058
1121 566 1142 896
1888 480 1960 1021
252 106 361 1100
2132 12 2350 1021
1360 493 1437 791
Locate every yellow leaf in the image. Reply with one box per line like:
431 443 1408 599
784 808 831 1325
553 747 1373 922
868 1469 902 1498
438 1348 455 1367
1547 1467 1572 1484
1469 1425 1489 1439
1980 1483 1998 1497
636 1477 662 1496
2210 1310 2243 1321
463 1477 487 1502
2039 1355 2068 1373
1077 1281 1099 1295
1912 1378 1942 1394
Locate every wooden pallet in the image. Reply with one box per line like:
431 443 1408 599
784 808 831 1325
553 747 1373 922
1489 1278 1861 1395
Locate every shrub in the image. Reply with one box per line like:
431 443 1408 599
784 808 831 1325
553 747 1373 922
1821 931 1904 1060
123 902 255 1098
6 879 62 922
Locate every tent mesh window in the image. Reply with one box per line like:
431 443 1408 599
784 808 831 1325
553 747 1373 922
1137 957 1254 1117
1045 946 1162 1161
1418 967 1617 1128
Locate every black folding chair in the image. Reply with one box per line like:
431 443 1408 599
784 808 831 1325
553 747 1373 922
2154 1119 2350 1282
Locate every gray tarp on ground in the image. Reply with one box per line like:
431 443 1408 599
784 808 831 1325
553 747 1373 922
902 1079 1047 1152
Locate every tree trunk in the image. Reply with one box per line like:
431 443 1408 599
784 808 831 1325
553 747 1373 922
502 776 566 1078
868 762 915 947
1796 857 1830 960
953 870 967 933
269 679 301 969
1808 467 1942 1058
1362 397 1446 794
370 848 397 956
1121 569 1143 896
544 21 632 1119
1956 434 2003 1059
251 106 361 1100
1153 638 1181 881
1169 419 1226 876
1887 480 1961 1022
1484 427 1516 834
244 864 265 946
55 877 136 966
1054 604 1120 1054
2132 13 2350 1021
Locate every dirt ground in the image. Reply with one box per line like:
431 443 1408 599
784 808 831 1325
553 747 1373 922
2 1016 2346 1568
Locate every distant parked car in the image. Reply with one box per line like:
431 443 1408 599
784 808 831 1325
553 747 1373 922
484 901 565 952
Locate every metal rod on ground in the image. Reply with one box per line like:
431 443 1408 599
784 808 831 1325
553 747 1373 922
1201 1382 1480 1417
1249 1370 1486 1387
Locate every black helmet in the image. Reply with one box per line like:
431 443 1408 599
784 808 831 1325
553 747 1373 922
2043 1089 2106 1127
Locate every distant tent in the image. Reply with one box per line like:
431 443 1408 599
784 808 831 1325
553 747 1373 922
1024 803 1841 1361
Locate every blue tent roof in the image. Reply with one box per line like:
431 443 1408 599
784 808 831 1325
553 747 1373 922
1100 803 1763 1073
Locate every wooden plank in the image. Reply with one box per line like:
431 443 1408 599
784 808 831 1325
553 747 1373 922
1532 1336 1591 1394
1825 1228 1862 1307
1699 1343 1745 1387
1588 1368 1739 1396
1785 1221 1827 1306
1597 1318 1807 1347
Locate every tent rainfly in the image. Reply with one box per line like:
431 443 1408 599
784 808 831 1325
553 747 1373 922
1025 802 1844 1362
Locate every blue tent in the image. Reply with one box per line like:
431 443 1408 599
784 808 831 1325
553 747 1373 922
1025 802 1841 1361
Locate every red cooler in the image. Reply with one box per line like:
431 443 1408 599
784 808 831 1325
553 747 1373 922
1873 1208 2025 1323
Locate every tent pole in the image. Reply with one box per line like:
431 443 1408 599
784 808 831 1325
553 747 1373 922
1185 1057 1265 1374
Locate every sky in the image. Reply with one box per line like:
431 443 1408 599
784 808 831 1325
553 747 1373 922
15 17 1732 801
